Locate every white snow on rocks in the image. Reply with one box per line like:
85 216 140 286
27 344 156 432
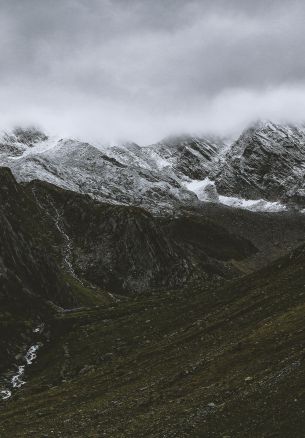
219 195 287 212
0 124 304 213
185 178 288 212
6 136 60 161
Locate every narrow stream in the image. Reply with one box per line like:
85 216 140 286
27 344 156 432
0 325 43 401
32 188 84 285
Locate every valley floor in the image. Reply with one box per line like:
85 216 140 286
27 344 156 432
1 248 305 437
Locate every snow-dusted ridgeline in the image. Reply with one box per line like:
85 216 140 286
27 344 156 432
1 122 305 213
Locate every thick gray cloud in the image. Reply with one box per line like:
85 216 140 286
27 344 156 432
0 0 305 143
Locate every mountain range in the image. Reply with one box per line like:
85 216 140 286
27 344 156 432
1 121 305 437
2 120 305 214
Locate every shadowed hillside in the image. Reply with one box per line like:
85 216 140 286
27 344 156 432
1 244 305 436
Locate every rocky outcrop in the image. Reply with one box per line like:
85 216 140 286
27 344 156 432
137 135 228 180
215 121 305 207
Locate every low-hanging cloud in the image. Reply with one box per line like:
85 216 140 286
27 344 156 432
0 0 305 144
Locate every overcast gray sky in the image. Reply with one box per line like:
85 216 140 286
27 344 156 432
1 0 305 143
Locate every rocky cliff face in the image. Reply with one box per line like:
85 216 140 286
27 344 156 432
215 121 305 207
108 135 229 181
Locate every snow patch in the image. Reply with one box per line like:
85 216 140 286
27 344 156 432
151 153 171 170
219 195 287 212
184 178 219 202
185 178 288 212
185 178 214 194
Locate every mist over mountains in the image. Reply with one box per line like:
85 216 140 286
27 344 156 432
2 0 305 142
2 1 305 436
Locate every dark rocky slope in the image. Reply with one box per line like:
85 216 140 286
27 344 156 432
0 168 70 374
184 203 305 271
25 179 305 296
26 180 258 294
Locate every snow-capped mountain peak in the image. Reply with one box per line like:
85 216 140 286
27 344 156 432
1 123 305 214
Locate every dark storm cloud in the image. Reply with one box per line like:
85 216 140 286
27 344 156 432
0 0 305 143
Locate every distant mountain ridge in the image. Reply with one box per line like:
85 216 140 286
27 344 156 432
1 121 305 213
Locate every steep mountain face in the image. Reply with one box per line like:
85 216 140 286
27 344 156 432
27 180 201 293
26 180 259 294
3 161 303 303
108 135 229 180
215 121 305 207
150 135 229 180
